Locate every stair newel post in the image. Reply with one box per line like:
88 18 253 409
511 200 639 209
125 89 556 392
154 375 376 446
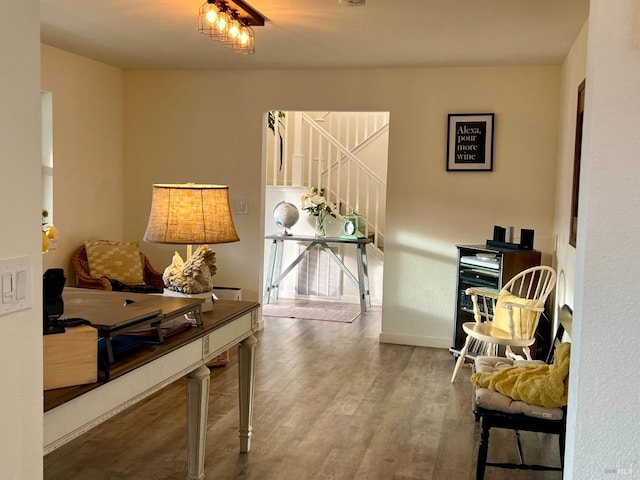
316 133 323 191
281 112 289 186
365 175 370 238
291 111 304 186
355 168 361 213
326 143 332 208
336 146 342 214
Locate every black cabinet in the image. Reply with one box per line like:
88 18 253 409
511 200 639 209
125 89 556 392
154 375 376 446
450 244 542 358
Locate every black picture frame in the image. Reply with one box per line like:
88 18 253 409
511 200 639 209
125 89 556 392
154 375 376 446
569 80 585 248
446 113 495 171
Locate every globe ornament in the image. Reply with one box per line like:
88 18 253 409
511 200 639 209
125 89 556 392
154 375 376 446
273 201 299 236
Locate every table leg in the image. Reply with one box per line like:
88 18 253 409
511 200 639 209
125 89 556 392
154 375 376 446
186 365 210 480
356 243 371 312
104 337 115 364
263 240 277 304
272 241 284 300
238 334 257 452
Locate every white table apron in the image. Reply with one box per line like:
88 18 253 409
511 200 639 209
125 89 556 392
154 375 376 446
44 305 258 480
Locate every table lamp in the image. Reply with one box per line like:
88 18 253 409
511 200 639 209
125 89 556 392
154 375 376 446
143 183 240 311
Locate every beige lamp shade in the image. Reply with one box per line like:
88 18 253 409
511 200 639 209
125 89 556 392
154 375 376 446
144 183 240 245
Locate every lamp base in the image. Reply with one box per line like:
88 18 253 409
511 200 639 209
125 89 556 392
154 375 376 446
163 288 214 312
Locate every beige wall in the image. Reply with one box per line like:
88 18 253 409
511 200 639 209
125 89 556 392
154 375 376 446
0 0 43 476
564 1 640 475
40 45 125 282
123 66 560 348
380 67 560 347
553 23 588 316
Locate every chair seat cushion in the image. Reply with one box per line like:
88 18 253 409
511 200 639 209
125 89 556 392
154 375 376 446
473 356 564 421
472 343 570 409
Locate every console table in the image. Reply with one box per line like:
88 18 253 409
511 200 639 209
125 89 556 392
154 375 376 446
263 234 371 312
44 299 260 480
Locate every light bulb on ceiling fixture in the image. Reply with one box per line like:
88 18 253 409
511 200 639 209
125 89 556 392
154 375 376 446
216 6 228 33
232 20 255 55
205 6 218 25
223 11 241 47
239 30 249 45
229 19 240 39
199 1 220 36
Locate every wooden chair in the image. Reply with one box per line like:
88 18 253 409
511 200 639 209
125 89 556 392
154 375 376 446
471 305 572 480
451 266 556 383
71 244 165 291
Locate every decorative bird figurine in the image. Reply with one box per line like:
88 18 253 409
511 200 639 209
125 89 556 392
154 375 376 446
163 245 217 294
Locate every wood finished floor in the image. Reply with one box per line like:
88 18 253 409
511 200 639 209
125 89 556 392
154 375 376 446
44 302 562 480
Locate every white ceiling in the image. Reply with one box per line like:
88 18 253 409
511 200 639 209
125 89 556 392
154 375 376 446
40 0 589 70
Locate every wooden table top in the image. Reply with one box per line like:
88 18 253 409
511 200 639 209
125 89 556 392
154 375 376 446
265 234 372 244
44 299 259 412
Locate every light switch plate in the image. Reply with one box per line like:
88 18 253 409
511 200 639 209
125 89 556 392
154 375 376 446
2 272 13 304
235 201 249 215
0 256 31 317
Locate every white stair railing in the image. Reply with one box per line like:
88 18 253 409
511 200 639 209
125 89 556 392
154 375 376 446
266 111 388 252
312 112 390 153
302 113 386 251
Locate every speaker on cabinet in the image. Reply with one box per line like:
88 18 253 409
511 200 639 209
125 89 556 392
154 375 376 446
493 225 506 242
520 229 535 250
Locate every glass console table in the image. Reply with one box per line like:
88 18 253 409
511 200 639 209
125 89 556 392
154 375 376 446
263 234 372 313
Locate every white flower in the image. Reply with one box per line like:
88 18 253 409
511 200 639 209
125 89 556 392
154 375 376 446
300 187 336 218
310 194 325 205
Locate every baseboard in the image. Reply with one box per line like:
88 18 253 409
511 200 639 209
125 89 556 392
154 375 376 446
340 292 382 306
379 332 450 349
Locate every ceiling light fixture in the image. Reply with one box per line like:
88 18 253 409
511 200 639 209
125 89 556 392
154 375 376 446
338 0 366 5
198 0 264 55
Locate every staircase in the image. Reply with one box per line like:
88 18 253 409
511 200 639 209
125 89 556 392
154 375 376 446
266 111 388 253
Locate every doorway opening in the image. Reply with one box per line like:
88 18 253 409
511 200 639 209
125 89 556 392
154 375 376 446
262 111 389 311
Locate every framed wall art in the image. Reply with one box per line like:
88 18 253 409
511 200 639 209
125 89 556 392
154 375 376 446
446 113 495 171
569 80 585 247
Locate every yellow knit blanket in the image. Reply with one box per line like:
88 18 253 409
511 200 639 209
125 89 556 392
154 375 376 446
471 343 571 409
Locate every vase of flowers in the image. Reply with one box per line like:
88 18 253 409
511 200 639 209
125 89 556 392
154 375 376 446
300 187 336 237
315 215 327 237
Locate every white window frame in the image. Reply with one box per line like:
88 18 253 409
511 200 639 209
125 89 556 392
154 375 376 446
42 91 55 248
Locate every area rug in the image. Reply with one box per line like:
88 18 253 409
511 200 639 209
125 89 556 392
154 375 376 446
262 303 361 323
